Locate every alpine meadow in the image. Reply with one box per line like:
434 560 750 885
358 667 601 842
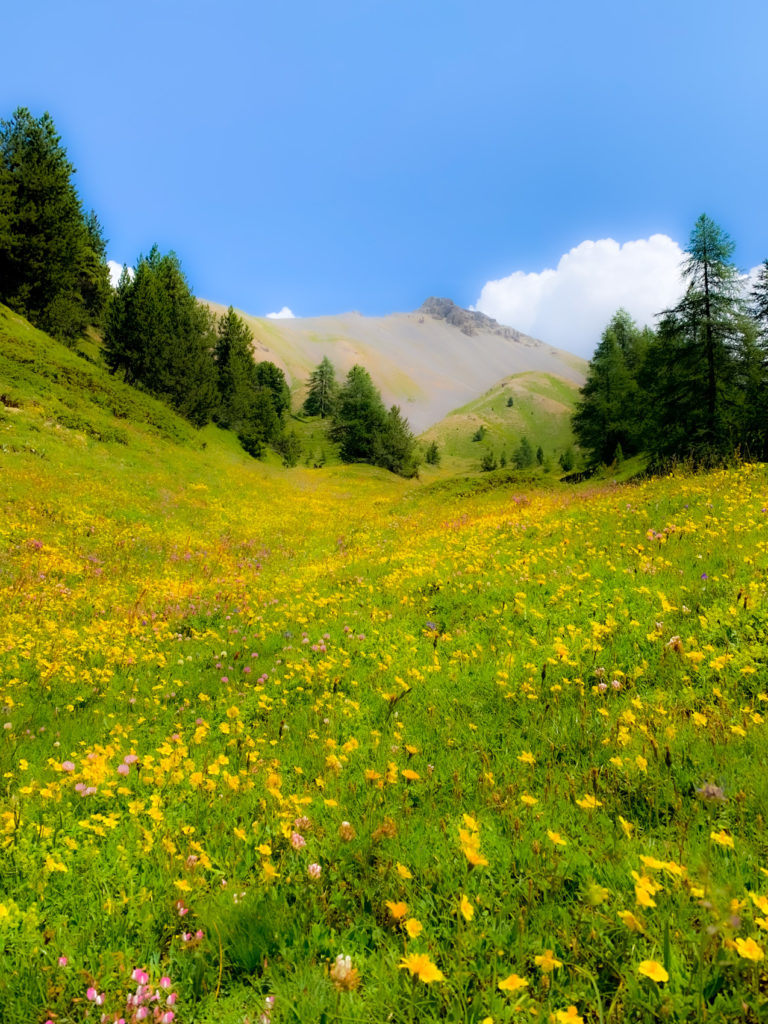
2 101 768 1024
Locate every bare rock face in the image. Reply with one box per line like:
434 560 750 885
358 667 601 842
418 297 529 342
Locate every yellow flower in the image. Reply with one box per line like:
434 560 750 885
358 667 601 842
459 894 474 921
734 937 764 961
396 862 413 879
386 900 408 920
637 960 669 983
534 949 562 972
401 768 420 781
261 861 279 882
399 952 446 983
618 811 638 835
710 830 735 849
635 886 657 908
639 856 666 871
257 843 272 856
462 844 489 866
520 793 538 806
517 751 536 766
498 973 529 992
547 830 567 847
462 814 480 831
404 917 423 939
575 793 602 811
554 1007 584 1024
617 910 645 932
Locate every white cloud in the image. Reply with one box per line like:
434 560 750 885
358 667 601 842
266 306 296 319
108 260 134 288
474 235 686 358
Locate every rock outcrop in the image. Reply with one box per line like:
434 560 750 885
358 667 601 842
418 297 530 342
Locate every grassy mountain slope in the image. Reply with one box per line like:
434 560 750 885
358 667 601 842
420 370 580 473
205 301 587 435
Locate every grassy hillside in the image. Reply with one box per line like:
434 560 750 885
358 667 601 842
419 371 580 474
2 311 768 1024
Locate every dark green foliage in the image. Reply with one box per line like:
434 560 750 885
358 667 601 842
506 395 514 407
472 425 486 442
572 217 768 468
103 247 217 427
572 309 649 466
499 451 507 468
333 365 387 463
0 108 109 341
480 450 497 472
752 261 768 330
513 435 534 469
215 306 259 429
255 361 290 419
212 309 289 453
331 364 418 476
303 356 338 418
559 446 575 472
424 440 441 466
373 405 420 477
642 217 753 464
536 445 544 465
275 429 302 467
653 216 743 459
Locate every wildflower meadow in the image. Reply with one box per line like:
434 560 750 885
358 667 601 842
2 415 768 1022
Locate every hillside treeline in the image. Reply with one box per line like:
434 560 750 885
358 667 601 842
1 107 420 475
574 216 768 468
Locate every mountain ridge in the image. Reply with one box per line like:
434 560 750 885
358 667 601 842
205 298 587 434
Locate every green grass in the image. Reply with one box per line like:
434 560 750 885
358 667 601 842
419 371 580 474
1 310 768 1024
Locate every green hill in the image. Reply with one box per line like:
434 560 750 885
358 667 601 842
418 370 580 474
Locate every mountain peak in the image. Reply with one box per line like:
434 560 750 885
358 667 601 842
417 297 522 340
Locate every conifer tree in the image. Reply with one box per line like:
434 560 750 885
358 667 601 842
103 247 217 426
373 406 419 477
572 309 649 466
303 356 338 418
333 365 388 463
0 107 109 341
643 216 748 463
215 306 259 429
513 435 534 469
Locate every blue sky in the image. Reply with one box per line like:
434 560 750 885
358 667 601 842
3 0 767 355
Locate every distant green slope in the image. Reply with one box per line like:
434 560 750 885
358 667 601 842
419 370 581 474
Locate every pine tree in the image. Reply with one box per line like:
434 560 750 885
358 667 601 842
513 435 534 469
254 361 291 420
303 356 338 418
103 247 217 427
373 406 419 477
332 365 387 462
425 440 441 466
0 108 107 341
572 309 649 466
643 216 748 464
751 261 768 338
215 306 259 429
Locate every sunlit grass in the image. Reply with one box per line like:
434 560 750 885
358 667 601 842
2 311 768 1023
